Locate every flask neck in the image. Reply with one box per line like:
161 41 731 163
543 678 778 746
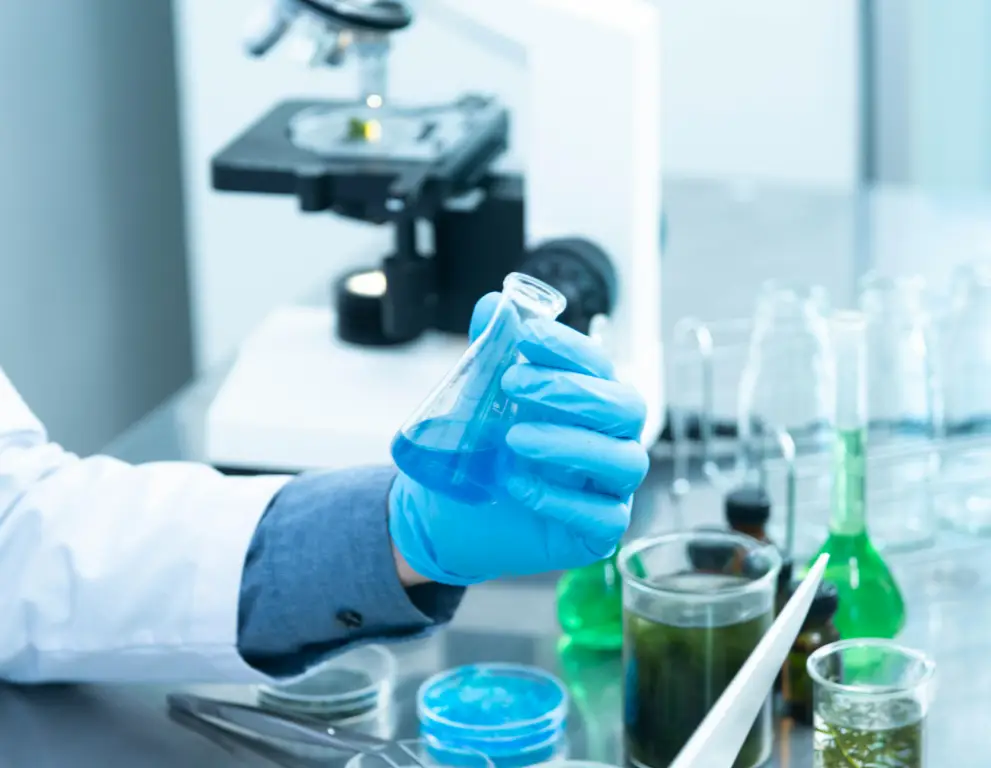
829 427 867 536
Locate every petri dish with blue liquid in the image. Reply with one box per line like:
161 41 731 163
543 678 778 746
391 273 568 506
418 663 569 767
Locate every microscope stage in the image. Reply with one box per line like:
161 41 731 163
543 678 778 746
212 96 509 224
290 101 482 163
205 305 468 473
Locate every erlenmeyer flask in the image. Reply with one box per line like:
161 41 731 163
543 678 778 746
391 272 566 505
860 274 940 552
940 263 991 533
737 282 835 471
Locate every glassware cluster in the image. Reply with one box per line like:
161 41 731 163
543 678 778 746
672 266 991 560
387 269 949 768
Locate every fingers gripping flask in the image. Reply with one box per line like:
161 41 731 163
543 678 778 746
391 273 567 505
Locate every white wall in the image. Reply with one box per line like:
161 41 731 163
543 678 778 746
173 0 861 372
0 0 192 453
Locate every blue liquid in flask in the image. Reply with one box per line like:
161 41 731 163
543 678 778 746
390 273 568 506
392 419 508 505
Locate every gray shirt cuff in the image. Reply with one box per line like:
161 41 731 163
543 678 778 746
237 466 464 677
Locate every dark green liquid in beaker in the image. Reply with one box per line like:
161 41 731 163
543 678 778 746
623 573 773 768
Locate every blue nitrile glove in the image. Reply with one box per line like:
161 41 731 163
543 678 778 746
388 292 651 586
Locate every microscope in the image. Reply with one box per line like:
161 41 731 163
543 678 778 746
206 0 663 473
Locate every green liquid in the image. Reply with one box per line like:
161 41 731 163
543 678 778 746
556 554 623 650
623 574 773 768
813 712 924 767
809 428 905 639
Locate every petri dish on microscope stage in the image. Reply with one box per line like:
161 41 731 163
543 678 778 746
257 644 396 720
418 663 570 766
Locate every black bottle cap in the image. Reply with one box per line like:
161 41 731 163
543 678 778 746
805 581 840 625
686 539 736 573
724 485 772 528
777 558 794 593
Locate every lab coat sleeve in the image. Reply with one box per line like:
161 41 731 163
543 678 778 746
237 467 465 678
0 367 290 683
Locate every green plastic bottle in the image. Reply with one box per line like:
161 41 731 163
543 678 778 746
556 553 623 650
807 312 905 640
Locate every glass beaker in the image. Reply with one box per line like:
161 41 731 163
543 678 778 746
939 263 991 533
859 274 940 552
391 272 566 505
619 530 782 768
737 281 834 484
808 639 935 767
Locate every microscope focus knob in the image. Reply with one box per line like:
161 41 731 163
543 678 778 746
521 238 617 335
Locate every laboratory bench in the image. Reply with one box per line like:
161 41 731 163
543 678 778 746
8 178 991 766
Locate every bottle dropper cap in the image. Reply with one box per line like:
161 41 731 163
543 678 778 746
724 485 772 528
805 581 840 624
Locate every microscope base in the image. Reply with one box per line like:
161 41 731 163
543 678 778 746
205 306 467 473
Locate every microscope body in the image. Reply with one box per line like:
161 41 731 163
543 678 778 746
205 0 663 472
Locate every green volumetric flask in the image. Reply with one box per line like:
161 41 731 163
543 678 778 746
808 312 905 640
556 553 623 651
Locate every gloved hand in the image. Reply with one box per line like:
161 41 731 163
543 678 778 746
388 292 651 586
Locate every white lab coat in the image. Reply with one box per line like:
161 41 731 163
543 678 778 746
0 367 291 683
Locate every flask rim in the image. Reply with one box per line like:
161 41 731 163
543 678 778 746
503 272 567 318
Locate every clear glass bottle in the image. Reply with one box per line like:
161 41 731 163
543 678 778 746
859 274 940 552
808 639 935 767
391 272 566 505
940 263 991 533
738 282 834 460
807 312 906 640
781 580 840 725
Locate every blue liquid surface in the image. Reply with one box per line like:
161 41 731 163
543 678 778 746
392 418 507 505
423 672 563 728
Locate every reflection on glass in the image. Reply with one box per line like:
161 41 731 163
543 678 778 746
346 739 494 768
808 639 934 767
939 263 991 533
859 274 940 552
556 637 623 763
